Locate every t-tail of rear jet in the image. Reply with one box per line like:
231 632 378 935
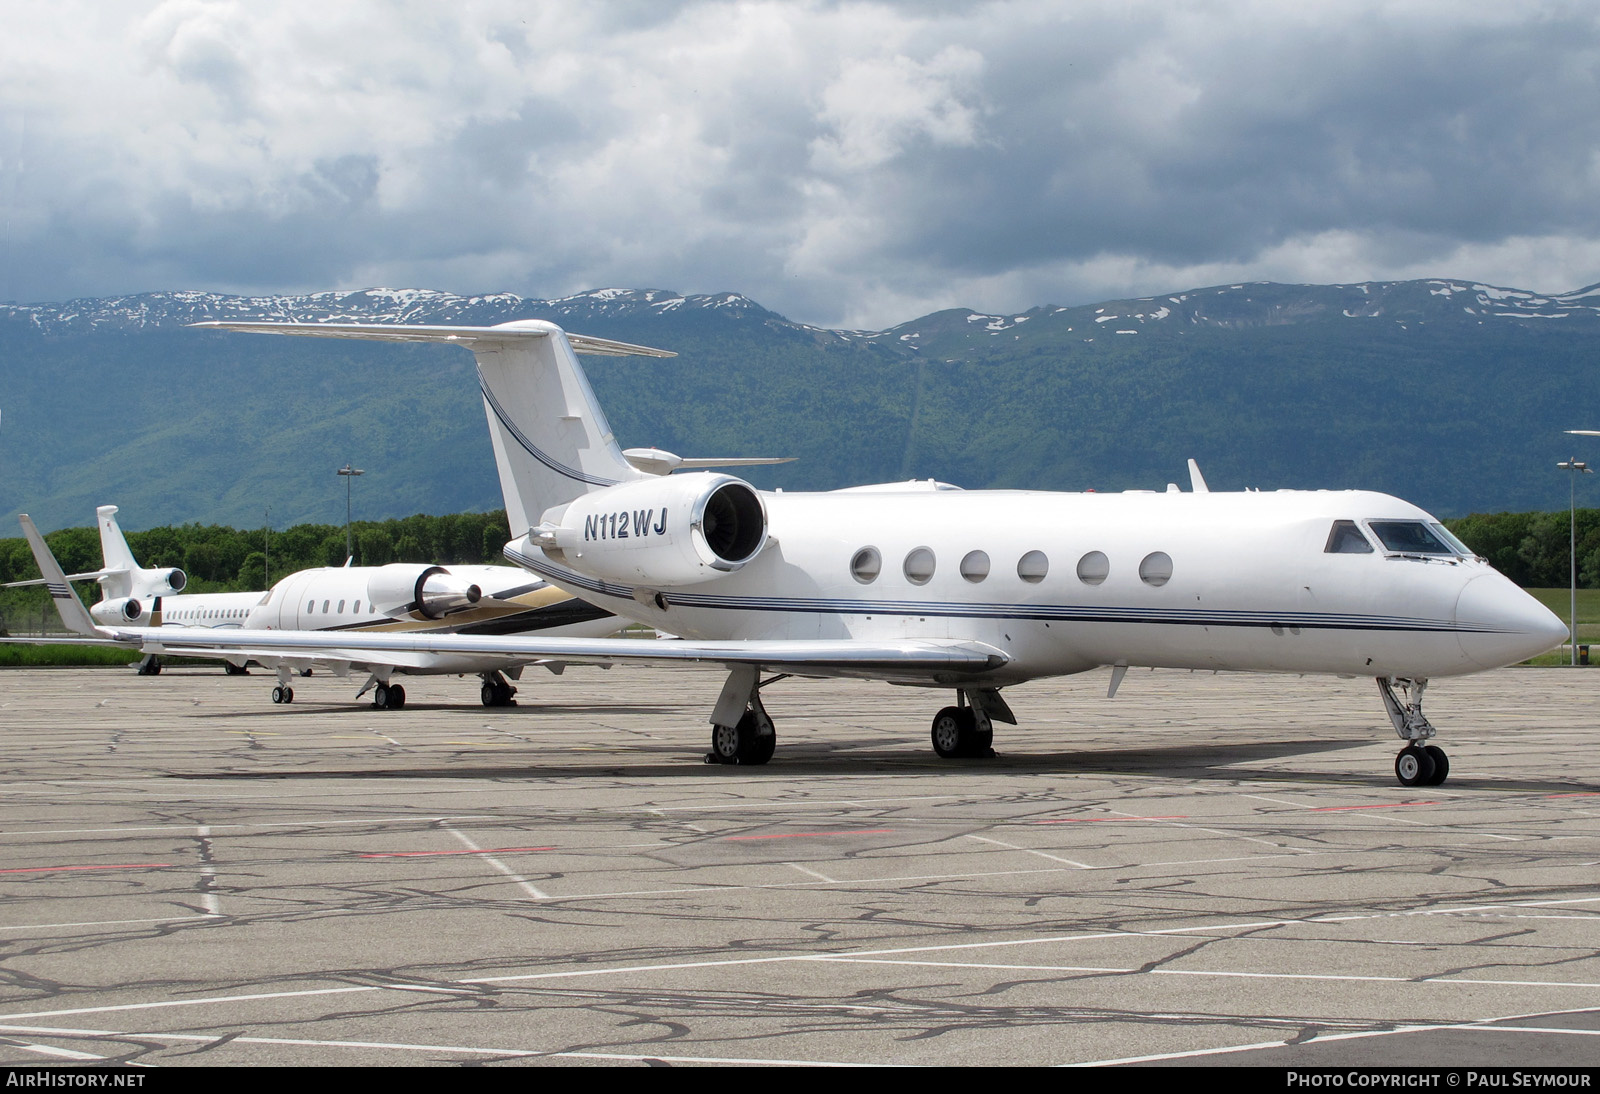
4 504 186 611
188 319 675 536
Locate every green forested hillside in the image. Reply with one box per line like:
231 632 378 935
3 280 1598 535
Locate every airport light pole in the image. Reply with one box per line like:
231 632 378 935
338 465 364 563
1557 457 1592 666
264 506 271 587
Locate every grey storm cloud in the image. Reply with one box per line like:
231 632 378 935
4 0 1600 328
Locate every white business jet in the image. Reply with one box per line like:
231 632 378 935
35 318 1566 785
14 504 618 707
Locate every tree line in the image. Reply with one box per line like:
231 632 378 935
2 506 1598 635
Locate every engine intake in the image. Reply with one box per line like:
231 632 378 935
542 473 768 586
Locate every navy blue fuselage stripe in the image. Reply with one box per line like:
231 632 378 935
504 547 1499 636
478 376 621 488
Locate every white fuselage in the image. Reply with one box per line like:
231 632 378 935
509 484 1563 685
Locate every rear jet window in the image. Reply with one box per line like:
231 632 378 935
1368 521 1453 555
1325 520 1374 554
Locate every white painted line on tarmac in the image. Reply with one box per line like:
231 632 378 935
786 862 838 883
964 833 1094 869
1070 1011 1600 1066
0 1024 875 1066
444 822 549 900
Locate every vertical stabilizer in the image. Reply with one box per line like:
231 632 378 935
470 321 648 533
188 319 676 537
96 505 138 599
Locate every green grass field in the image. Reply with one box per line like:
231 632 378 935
1522 588 1599 665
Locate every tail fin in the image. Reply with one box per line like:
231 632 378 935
190 319 674 535
96 505 139 599
19 515 105 637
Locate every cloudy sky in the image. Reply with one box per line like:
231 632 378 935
4 0 1600 329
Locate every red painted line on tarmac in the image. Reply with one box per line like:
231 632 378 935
359 846 557 858
0 863 173 875
722 829 893 841
1307 801 1438 812
1546 792 1600 799
1034 816 1188 824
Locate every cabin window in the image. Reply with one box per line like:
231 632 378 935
353 601 361 614
1017 550 1049 584
1368 521 1453 555
1076 551 1109 586
1326 520 1374 554
851 547 882 584
960 551 990 583
307 601 315 614
903 547 936 585
1139 551 1173 586
322 600 330 613
337 600 345 613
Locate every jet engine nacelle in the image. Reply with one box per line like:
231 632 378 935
138 567 187 596
543 473 767 586
366 564 483 619
91 597 148 625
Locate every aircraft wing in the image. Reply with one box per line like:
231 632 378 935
109 626 1007 680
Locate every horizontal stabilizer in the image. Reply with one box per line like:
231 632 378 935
188 321 676 358
622 447 796 476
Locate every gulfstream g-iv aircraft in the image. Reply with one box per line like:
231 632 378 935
53 318 1566 786
14 505 619 708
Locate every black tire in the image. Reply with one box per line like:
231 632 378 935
1395 745 1436 787
271 686 283 704
1423 745 1450 786
374 684 390 710
709 722 741 764
707 711 775 765
931 706 977 758
481 682 498 707
282 686 294 704
388 685 405 710
224 662 249 676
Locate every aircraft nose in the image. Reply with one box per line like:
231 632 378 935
1455 573 1569 669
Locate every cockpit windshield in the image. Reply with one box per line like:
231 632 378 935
1367 520 1457 555
1325 520 1375 554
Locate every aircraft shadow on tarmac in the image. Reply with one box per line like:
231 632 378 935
160 735 1597 792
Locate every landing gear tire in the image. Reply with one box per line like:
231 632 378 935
374 683 405 710
707 711 775 765
224 662 249 676
1423 745 1450 786
480 679 516 707
1395 745 1437 788
932 706 980 758
137 657 162 677
271 685 294 704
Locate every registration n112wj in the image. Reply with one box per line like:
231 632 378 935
52 317 1568 786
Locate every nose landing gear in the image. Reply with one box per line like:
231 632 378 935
1380 677 1449 787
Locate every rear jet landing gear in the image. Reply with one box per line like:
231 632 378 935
931 689 1010 758
480 671 517 707
373 683 406 710
136 656 162 676
705 665 777 765
271 684 294 704
1379 676 1449 787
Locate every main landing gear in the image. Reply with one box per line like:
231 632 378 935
136 655 162 676
1379 676 1449 787
703 667 1016 766
931 688 1011 759
372 682 407 710
705 665 778 765
480 671 518 708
